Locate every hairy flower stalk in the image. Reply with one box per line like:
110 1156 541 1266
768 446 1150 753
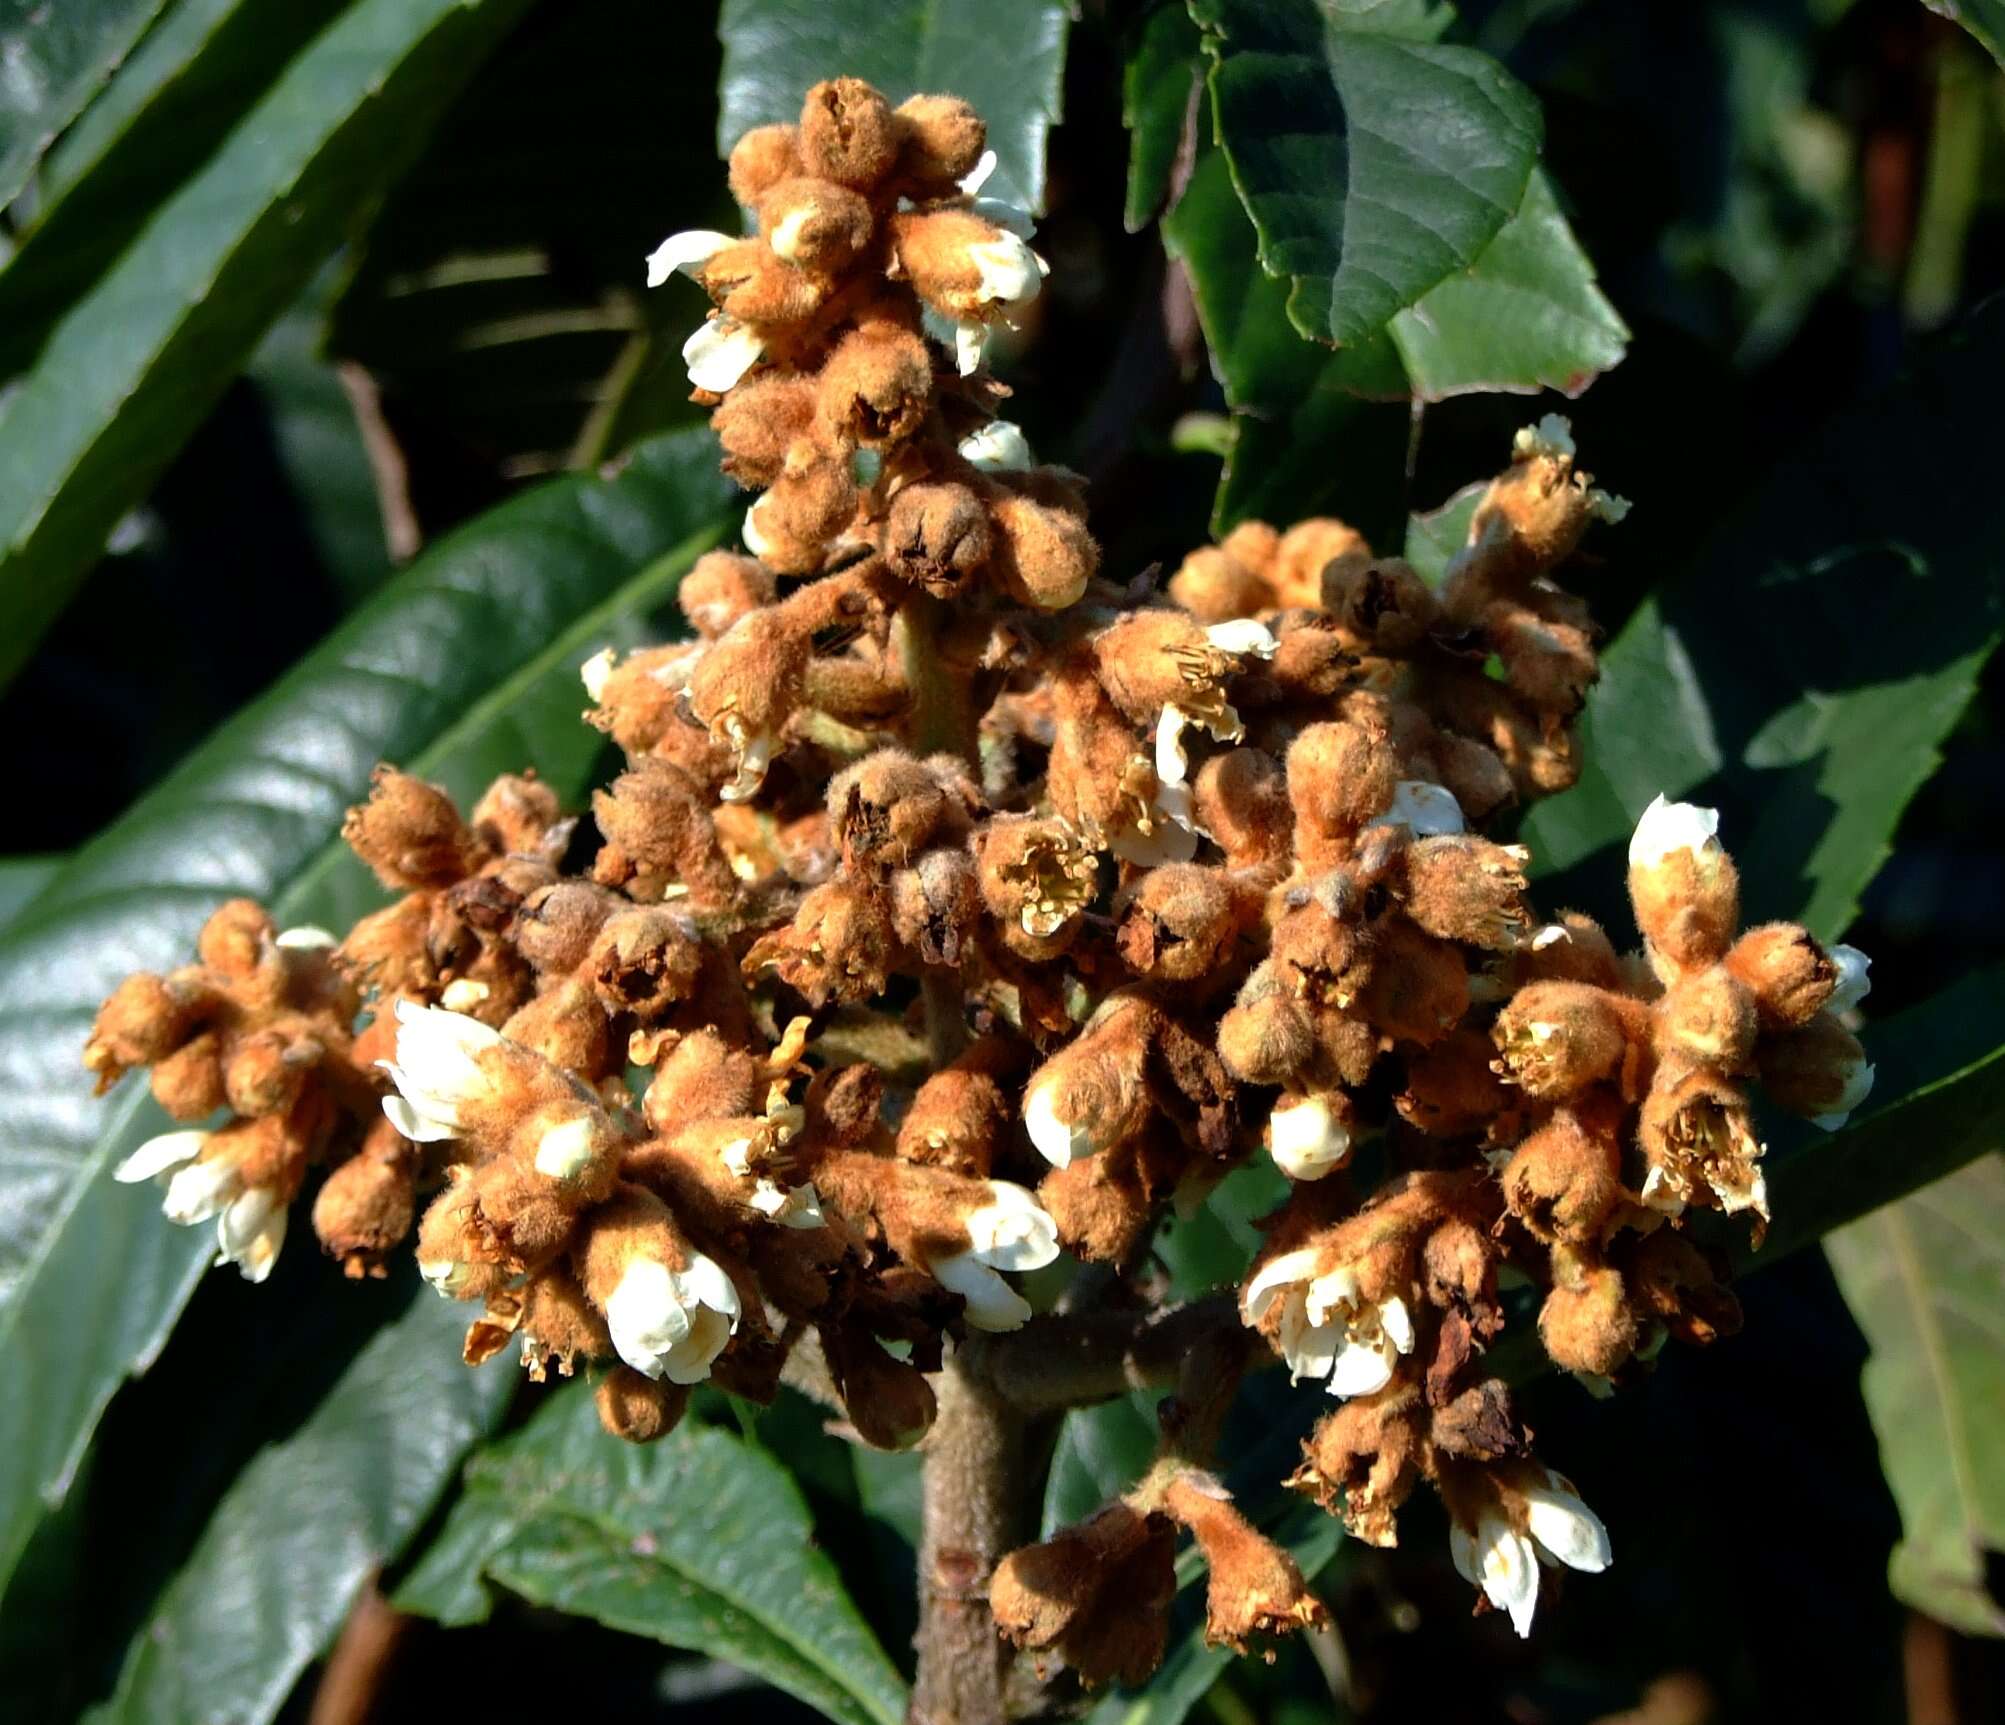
81 74 1880 1712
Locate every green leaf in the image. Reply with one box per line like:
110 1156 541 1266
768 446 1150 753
0 856 61 932
0 0 172 210
1192 0 1542 346
1827 1154 2005 1637
1520 297 2005 942
0 0 350 377
1163 146 1408 539
1386 169 1628 400
0 426 734 1605
716 0 1070 214
1042 1393 1164 1537
1752 966 2005 1269
247 297 396 607
84 1283 515 1725
1122 3 1201 231
1927 3 2005 67
0 0 535 688
397 1384 910 1725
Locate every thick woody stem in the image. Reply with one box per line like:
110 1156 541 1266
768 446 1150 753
911 1341 1031 1725
981 1294 1242 1414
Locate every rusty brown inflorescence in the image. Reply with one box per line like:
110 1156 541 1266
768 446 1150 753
88 77 1873 1679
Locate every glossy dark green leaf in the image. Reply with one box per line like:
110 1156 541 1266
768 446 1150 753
1521 297 2005 942
1401 479 1482 584
0 0 534 687
0 426 734 1604
397 1384 910 1725
1191 0 1541 346
1042 1393 1163 1537
84 1284 516 1725
0 856 60 931
0 0 170 210
715 0 1069 213
1122 2 1201 231
0 0 350 377
247 300 395 607
1826 1154 2005 1637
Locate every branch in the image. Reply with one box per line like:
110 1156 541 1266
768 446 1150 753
978 1294 1242 1414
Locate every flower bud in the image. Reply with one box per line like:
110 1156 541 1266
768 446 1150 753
1654 964 1758 1072
990 490 1097 610
1627 795 1740 974
1192 748 1290 868
687 608 813 797
885 481 993 595
1323 556 1437 652
1757 1012 1873 1128
821 1322 938 1449
992 1503 1177 1688
1725 922 1840 1029
678 551 777 641
1430 732 1517 824
758 175 872 271
1515 910 1624 990
590 760 738 906
1486 601 1598 716
1286 719 1398 864
1272 516 1369 608
1022 997 1155 1167
223 1022 322 1118
312 1122 416 1278
1357 920 1469 1048
1038 1136 1172 1264
743 878 895 1006
1116 863 1248 982
889 846 981 965
342 767 480 890
798 77 899 188
84 971 197 1088
1492 982 1645 1100
1168 544 1268 622
1266 1090 1354 1181
587 907 702 1020
709 375 817 487
1624 1230 1742 1345
743 456 859 574
1290 1385 1424 1546
898 1064 1009 1177
1216 970 1313 1086
893 93 987 188
1539 1261 1639 1378
1500 1102 1624 1246
517 1267 612 1380
581 642 700 755
891 207 1046 321
596 1366 692 1444
642 1028 760 1133
511 880 620 977
1396 1029 1514 1140
499 976 612 1078
150 1030 226 1119
1161 1473 1327 1651
1400 835 1532 951
816 324 933 446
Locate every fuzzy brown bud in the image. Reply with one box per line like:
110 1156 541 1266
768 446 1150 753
312 1123 416 1278
728 123 800 206
678 551 778 641
1161 1474 1328 1651
596 1367 691 1443
893 94 987 188
1725 923 1837 1028
1493 982 1647 1100
343 766 480 890
886 481 993 596
1539 1260 1640 1378
798 78 899 188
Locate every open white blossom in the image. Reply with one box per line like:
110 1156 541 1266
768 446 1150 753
926 1180 1060 1332
114 1130 286 1283
379 999 503 1143
750 1179 826 1229
957 420 1033 471
1450 1471 1611 1638
1243 1248 1415 1398
1372 780 1466 838
604 1251 742 1382
1628 793 1722 870
968 232 1047 307
1023 1070 1096 1168
1827 943 1872 1015
682 316 765 392
1268 1094 1352 1181
644 228 734 289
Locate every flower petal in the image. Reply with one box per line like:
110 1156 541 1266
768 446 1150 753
931 1251 1033 1331
964 1181 1060 1270
115 1129 207 1184
681 317 765 392
645 228 735 288
1628 793 1721 870
1524 1473 1612 1574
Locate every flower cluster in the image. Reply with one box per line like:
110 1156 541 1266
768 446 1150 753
85 75 1877 1681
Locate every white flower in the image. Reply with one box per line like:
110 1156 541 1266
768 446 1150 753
1110 779 1199 867
420 1256 475 1297
1242 1248 1415 1398
968 232 1047 307
1372 781 1465 838
927 1180 1060 1333
115 1130 285 1283
581 645 618 702
439 977 490 1014
1023 1070 1097 1168
604 1251 742 1383
1203 618 1278 660
1827 943 1872 1015
750 1179 826 1229
741 494 777 560
959 149 999 196
681 316 765 392
1450 1471 1610 1639
717 715 777 803
1813 1053 1875 1132
380 1000 502 1143
957 420 1033 471
1513 414 1577 460
644 228 734 289
274 925 337 950
1268 1095 1351 1181
531 1112 602 1181
1627 793 1721 871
